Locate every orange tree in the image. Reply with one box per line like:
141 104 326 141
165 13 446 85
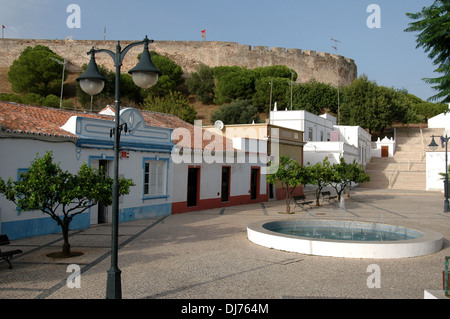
0 152 134 257
308 157 334 206
329 157 370 200
266 155 312 214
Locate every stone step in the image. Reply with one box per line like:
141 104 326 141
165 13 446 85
366 162 426 172
363 127 444 190
391 171 426 190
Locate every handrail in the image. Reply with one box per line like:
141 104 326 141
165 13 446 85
420 126 426 162
388 164 400 188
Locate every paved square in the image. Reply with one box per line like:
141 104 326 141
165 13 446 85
0 188 449 299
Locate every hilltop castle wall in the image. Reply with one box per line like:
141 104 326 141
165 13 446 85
0 38 357 88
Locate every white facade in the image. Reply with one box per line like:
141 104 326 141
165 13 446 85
0 108 174 240
270 110 335 142
269 109 371 166
303 141 358 165
428 104 450 131
371 136 396 158
426 152 447 191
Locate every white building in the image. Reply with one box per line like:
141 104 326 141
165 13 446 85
0 104 174 240
0 103 269 239
269 109 371 167
426 104 449 192
428 103 450 131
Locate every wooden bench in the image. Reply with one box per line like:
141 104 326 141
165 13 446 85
0 235 23 269
293 195 313 209
321 191 338 203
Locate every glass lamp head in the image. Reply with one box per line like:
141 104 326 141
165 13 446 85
76 47 107 95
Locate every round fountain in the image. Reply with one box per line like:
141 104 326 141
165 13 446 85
247 219 444 259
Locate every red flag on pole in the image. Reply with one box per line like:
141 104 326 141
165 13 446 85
201 29 205 40
2 25 5 29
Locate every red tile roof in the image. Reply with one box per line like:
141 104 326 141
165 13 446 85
0 102 234 151
0 102 111 139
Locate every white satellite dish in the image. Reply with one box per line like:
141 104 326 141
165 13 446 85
214 120 224 130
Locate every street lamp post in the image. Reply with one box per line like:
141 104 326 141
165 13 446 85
428 134 449 213
76 36 160 299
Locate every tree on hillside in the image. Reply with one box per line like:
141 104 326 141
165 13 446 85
76 64 142 111
142 91 197 124
144 51 184 97
0 152 134 257
253 65 297 80
289 80 338 115
253 76 290 112
340 75 407 134
266 156 312 214
210 99 259 125
186 64 215 104
213 66 256 104
8 45 65 96
406 0 450 102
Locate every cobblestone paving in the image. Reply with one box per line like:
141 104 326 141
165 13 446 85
1 188 449 300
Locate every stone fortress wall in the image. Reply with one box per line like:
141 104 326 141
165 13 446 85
0 38 357 89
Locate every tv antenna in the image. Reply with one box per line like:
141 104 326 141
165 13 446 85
331 38 341 52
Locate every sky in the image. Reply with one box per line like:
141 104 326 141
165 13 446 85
0 0 441 102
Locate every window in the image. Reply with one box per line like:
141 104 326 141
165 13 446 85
144 160 167 197
308 127 313 141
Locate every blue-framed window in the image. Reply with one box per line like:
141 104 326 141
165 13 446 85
143 157 169 200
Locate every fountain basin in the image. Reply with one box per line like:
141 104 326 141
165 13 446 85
247 219 444 259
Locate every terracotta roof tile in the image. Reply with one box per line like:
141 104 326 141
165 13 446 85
0 102 112 139
0 102 234 151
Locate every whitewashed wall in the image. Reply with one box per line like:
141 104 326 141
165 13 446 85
426 151 447 191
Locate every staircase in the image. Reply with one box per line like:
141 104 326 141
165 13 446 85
362 127 444 190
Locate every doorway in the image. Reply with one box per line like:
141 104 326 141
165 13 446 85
187 167 200 207
381 146 389 157
221 166 230 202
250 168 259 200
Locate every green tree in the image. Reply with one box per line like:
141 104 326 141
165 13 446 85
213 66 256 104
186 63 215 104
340 75 404 134
8 45 65 96
0 152 134 257
76 64 142 111
253 77 290 112
142 91 197 124
253 65 296 80
329 158 370 200
266 156 312 214
210 100 259 125
290 80 338 115
143 51 184 97
43 94 60 108
308 158 334 206
406 1 450 102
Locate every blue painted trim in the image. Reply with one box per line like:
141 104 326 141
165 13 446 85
1 213 90 241
2 203 171 240
119 203 171 223
76 138 173 153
